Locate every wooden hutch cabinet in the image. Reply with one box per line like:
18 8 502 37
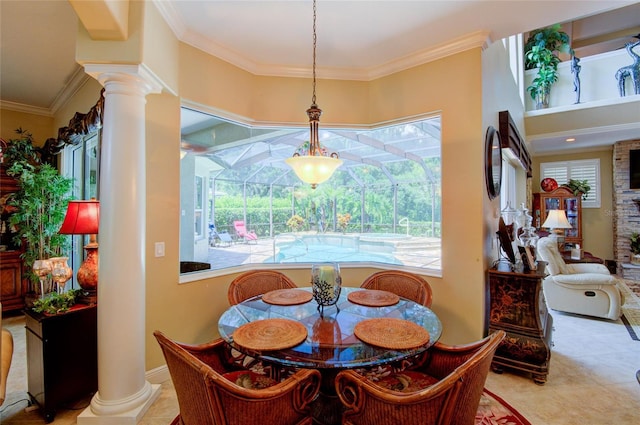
533 186 582 249
1 164 27 312
487 264 553 384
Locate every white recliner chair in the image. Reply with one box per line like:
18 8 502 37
536 237 623 320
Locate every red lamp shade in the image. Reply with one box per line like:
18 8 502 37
59 200 100 302
59 200 100 235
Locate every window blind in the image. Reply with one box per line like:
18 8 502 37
540 159 600 208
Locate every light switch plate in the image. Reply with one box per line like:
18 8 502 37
155 242 165 257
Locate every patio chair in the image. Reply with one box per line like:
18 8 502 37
154 331 321 425
360 270 433 307
335 330 505 425
228 270 298 305
233 220 258 244
209 223 233 247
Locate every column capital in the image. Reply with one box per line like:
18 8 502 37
84 63 164 96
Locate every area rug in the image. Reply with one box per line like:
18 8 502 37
619 278 640 341
476 388 532 425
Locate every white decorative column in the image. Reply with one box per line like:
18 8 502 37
78 64 163 425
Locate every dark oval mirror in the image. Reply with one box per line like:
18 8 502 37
485 126 502 200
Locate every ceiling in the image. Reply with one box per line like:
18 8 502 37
2 0 639 154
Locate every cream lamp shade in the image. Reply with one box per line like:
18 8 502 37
542 210 573 242
542 209 572 232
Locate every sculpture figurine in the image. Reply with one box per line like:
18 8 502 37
615 40 640 97
571 55 581 104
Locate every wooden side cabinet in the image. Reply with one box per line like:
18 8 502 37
487 265 553 384
0 250 27 312
1 164 27 312
25 305 98 423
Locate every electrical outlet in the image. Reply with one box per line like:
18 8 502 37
155 242 165 257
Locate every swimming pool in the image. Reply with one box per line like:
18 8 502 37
266 233 404 264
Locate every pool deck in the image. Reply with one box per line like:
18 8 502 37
205 233 441 271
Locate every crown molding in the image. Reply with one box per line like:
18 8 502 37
50 66 92 115
0 68 91 118
181 30 492 81
366 30 492 80
154 0 494 83
0 100 53 117
153 0 188 40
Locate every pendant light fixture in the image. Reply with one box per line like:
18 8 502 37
285 0 342 189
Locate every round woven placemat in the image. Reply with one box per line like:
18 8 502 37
233 318 308 351
262 289 313 305
354 318 430 350
347 289 400 307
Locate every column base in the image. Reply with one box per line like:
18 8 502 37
77 383 161 425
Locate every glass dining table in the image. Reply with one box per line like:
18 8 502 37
218 286 442 425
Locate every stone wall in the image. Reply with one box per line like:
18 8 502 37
613 139 640 280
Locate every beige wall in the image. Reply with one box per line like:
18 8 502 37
531 149 614 261
0 110 53 146
7 1 516 371
138 39 489 369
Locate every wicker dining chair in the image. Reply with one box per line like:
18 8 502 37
154 331 321 425
360 270 433 307
227 270 298 305
335 330 505 425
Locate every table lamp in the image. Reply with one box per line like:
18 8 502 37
59 199 100 304
542 209 572 250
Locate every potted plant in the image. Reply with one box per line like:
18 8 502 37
562 179 590 200
524 24 573 109
631 232 640 265
32 289 81 315
4 129 73 291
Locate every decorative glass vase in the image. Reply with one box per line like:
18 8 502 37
50 256 73 293
517 203 539 249
535 86 551 109
32 259 52 299
311 262 342 317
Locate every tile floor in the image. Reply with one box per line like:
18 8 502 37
1 307 639 424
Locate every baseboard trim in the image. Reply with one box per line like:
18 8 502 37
146 364 170 385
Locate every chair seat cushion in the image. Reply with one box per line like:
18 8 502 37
553 273 616 286
222 370 278 389
374 371 439 393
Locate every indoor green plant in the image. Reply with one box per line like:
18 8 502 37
524 24 573 108
31 289 81 315
562 179 590 200
4 129 73 286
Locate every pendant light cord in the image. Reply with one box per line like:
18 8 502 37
311 0 317 107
